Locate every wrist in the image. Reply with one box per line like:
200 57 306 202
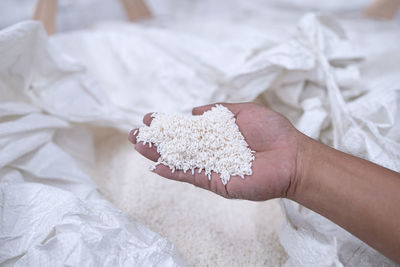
285 132 319 201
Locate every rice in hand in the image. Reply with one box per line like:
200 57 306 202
136 105 255 185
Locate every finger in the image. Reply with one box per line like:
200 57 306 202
143 112 154 126
192 102 246 116
128 128 139 144
135 141 160 162
153 164 194 184
153 164 231 198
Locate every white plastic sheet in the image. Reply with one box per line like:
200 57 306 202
50 13 400 265
1 10 399 267
226 14 400 266
0 22 185 266
228 14 400 267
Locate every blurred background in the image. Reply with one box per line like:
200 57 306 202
1 0 399 33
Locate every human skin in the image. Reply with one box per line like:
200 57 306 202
128 102 400 263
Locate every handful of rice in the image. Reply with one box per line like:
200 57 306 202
136 105 255 185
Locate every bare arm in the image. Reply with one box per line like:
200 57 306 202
129 102 400 263
293 137 400 262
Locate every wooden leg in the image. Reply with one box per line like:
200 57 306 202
364 0 400 20
32 0 57 35
120 0 152 22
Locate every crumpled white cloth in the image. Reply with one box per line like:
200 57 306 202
224 14 400 266
52 13 400 266
1 11 399 267
0 22 185 266
224 14 400 267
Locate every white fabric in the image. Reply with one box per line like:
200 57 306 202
228 14 400 267
0 22 185 267
51 12 400 266
1 4 400 267
221 13 400 266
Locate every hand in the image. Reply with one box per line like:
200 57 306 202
129 102 306 201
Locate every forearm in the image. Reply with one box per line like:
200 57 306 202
291 135 400 263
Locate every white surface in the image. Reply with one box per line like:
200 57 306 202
0 21 184 267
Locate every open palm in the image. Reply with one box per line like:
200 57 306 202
129 102 304 201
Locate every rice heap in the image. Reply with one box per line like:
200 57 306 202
136 105 255 185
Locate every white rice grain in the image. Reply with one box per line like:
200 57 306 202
136 105 255 185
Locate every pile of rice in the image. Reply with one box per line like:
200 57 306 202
92 131 287 266
136 105 255 184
